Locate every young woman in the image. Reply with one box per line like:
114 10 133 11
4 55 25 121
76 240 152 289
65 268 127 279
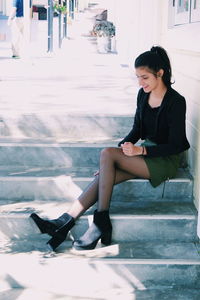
30 46 190 251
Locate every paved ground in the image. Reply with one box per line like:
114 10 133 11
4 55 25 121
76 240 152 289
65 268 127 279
0 5 138 120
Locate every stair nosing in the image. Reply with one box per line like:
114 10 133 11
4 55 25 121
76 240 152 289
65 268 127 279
0 176 192 182
0 142 117 147
82 258 200 265
0 213 196 220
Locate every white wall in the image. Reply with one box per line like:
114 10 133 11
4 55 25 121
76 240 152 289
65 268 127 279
159 1 200 215
78 0 90 11
95 0 162 65
112 0 162 65
0 0 12 15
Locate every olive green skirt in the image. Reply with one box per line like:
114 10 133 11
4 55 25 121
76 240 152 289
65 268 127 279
141 140 180 188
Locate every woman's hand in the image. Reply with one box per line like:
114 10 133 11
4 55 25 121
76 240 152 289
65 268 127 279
94 170 99 176
121 142 143 156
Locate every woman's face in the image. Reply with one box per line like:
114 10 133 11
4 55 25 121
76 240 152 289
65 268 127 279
135 67 162 93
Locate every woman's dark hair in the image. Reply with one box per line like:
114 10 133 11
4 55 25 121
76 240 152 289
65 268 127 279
134 46 173 87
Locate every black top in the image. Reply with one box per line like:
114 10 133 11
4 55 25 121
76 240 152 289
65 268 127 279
143 102 160 142
118 87 190 157
13 0 23 17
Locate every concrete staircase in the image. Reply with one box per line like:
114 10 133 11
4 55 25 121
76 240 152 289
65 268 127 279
0 114 199 300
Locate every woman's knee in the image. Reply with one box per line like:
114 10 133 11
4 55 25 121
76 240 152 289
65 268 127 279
100 147 116 162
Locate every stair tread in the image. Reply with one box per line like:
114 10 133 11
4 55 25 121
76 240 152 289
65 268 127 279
1 287 200 300
0 238 200 260
0 201 196 217
0 166 192 179
0 201 197 243
0 140 118 146
0 252 200 298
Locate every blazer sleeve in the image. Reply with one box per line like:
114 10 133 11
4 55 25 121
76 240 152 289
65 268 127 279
118 90 142 147
146 96 189 157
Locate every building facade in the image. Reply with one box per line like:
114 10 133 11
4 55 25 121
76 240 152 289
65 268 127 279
0 0 12 15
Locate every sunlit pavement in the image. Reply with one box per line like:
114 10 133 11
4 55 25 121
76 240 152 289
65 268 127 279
0 7 138 118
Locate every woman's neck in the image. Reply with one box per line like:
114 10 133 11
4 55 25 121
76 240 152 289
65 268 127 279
149 84 167 108
152 82 167 98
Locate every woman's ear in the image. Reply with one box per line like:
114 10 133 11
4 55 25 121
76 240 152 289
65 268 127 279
157 69 164 78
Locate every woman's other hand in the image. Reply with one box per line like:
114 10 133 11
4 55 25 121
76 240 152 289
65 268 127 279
121 142 143 156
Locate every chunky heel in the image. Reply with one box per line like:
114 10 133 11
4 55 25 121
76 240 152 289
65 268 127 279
47 236 64 251
73 210 112 251
47 218 75 251
101 230 112 246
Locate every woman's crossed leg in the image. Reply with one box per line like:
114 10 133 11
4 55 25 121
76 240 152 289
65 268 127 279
68 147 150 218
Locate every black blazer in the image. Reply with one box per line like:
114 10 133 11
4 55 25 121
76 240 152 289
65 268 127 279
118 87 190 157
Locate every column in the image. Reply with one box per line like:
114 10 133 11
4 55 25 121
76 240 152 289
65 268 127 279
23 0 31 58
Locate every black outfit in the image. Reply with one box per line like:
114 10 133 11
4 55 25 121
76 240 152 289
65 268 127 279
118 87 190 157
143 102 160 142
118 87 190 188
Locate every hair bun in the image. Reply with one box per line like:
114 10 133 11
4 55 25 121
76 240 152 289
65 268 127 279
150 46 161 55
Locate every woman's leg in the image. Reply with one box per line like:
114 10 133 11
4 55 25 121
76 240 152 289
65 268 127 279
97 147 150 211
73 147 150 250
44 167 136 250
31 166 136 234
47 147 150 250
68 168 135 219
68 147 150 218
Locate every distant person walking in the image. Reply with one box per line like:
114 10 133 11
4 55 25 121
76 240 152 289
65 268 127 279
7 0 24 58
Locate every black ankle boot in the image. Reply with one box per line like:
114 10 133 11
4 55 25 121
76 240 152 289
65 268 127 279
47 215 75 251
73 210 112 251
30 212 73 237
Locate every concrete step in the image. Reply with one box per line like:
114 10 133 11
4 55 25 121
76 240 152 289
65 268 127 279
0 141 190 171
0 167 193 202
0 114 133 141
0 202 197 243
1 237 200 260
1 287 200 300
0 142 114 168
0 248 200 297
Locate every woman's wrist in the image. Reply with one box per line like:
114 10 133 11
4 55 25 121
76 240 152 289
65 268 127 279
141 146 146 155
